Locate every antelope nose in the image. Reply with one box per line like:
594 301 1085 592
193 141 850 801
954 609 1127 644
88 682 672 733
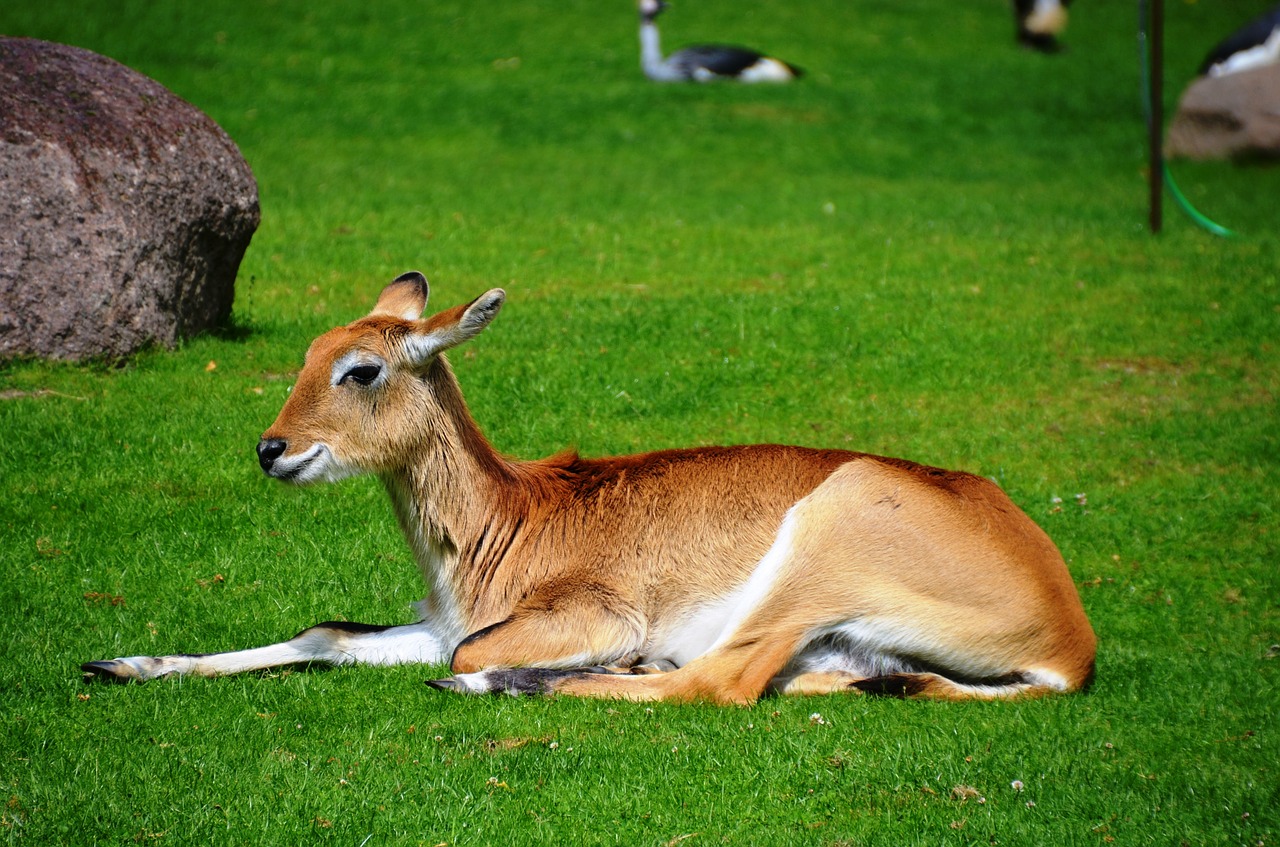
257 438 287 472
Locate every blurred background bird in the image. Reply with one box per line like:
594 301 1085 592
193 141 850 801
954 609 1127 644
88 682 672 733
637 0 803 83
1198 4 1280 77
1012 0 1072 53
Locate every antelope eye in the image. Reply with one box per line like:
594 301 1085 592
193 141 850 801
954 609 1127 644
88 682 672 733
343 363 382 386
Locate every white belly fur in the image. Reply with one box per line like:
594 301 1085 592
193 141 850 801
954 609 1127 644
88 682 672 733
645 506 799 666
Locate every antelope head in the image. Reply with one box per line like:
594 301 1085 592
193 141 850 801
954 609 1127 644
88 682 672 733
256 272 505 484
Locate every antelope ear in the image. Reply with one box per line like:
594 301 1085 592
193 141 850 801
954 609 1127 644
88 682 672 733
370 271 430 320
404 288 506 366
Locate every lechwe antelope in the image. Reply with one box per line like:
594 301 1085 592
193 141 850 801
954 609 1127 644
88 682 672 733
83 273 1096 704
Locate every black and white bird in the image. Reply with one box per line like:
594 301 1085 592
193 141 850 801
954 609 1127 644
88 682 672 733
637 0 802 83
1012 0 1072 53
1198 4 1280 77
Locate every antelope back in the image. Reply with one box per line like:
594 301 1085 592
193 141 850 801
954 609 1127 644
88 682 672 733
256 273 505 484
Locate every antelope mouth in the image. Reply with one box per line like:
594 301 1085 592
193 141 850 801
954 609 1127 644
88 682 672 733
267 443 337 484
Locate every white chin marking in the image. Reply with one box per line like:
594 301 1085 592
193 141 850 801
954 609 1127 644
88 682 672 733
270 444 353 484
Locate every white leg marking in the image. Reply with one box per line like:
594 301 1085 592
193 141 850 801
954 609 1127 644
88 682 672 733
444 671 493 694
84 620 451 682
305 622 450 667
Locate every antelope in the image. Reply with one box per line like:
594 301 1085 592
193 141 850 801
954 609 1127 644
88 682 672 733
82 272 1097 705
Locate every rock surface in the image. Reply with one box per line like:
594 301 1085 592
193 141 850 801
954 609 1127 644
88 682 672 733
1166 62 1280 161
0 37 259 361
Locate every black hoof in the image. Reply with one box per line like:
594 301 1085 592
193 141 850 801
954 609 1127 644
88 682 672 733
81 660 134 683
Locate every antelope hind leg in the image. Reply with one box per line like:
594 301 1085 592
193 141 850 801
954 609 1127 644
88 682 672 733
82 619 449 682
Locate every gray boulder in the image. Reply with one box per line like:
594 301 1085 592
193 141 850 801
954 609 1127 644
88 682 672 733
1166 62 1280 161
0 37 259 361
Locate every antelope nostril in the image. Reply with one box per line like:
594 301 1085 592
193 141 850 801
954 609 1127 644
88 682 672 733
256 438 287 471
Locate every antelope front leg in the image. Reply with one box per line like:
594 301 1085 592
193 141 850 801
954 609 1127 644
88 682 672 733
433 634 800 704
427 590 648 695
82 619 450 683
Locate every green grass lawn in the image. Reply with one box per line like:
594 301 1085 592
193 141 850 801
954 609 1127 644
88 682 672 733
2 0 1278 844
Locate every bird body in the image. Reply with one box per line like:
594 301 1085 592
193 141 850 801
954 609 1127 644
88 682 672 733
1199 5 1280 77
1012 0 1072 52
638 0 801 83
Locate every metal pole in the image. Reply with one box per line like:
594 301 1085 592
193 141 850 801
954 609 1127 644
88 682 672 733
1149 0 1164 232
